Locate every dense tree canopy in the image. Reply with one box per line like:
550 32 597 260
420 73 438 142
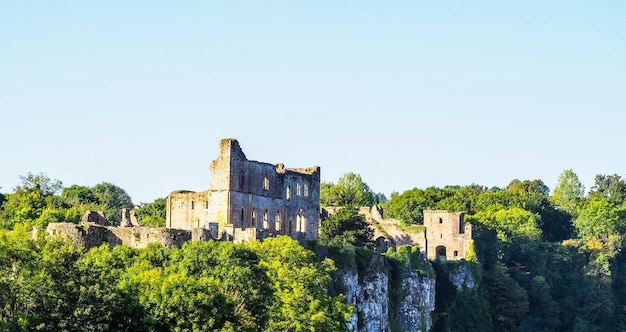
589 174 626 205
92 182 133 223
134 198 167 227
384 186 453 225
0 174 135 230
0 173 63 230
4 169 626 331
575 197 626 239
319 207 374 249
0 231 351 331
320 173 376 207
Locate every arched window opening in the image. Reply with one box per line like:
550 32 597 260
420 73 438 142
263 210 269 229
304 184 309 197
251 209 256 228
288 220 293 235
296 183 301 196
263 177 270 190
439 217 443 224
286 186 291 200
240 208 245 225
275 211 281 232
191 201 194 209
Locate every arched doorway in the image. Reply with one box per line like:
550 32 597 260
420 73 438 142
436 246 447 261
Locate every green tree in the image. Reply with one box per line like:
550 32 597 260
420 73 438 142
589 174 626 205
475 180 571 241
319 207 374 248
471 207 542 256
0 229 139 331
507 179 550 196
574 197 626 239
320 181 339 206
14 172 63 196
435 184 485 214
135 198 167 227
249 236 352 332
0 173 64 230
551 169 585 215
109 241 273 331
320 173 375 207
61 185 98 206
92 182 133 224
484 262 530 331
386 186 452 225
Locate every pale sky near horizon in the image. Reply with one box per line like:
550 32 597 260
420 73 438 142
1 1 625 204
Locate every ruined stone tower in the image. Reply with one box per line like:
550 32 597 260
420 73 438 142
166 138 321 242
423 210 473 261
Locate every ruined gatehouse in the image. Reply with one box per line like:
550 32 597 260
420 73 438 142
423 210 473 261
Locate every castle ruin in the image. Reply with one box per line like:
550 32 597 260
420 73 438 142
166 138 321 242
44 138 472 257
423 210 472 261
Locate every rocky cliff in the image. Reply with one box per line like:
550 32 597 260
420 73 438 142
334 247 437 332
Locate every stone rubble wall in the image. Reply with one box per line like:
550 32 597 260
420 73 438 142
45 222 206 250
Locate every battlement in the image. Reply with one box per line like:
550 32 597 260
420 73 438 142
424 210 459 214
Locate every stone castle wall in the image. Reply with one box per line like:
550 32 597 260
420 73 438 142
166 138 321 242
166 191 211 229
423 210 472 261
46 222 209 250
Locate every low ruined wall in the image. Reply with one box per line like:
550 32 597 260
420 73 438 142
46 222 208 250
46 222 87 247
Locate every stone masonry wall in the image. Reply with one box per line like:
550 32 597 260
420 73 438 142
424 210 472 260
166 191 210 229
46 222 198 250
167 138 321 241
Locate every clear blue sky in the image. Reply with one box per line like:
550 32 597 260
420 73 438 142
1 1 625 204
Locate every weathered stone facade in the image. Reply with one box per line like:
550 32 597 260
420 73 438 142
166 139 321 242
423 210 472 261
